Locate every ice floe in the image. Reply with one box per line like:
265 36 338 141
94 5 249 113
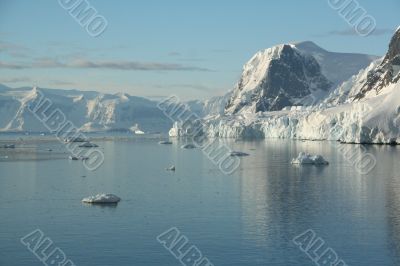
181 144 196 149
82 194 121 204
291 152 329 165
166 165 176 171
230 151 250 157
159 140 173 145
1 144 15 149
78 142 99 148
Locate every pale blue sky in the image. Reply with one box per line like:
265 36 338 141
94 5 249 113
0 0 399 100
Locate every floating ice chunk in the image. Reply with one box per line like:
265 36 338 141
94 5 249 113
69 155 88 161
134 130 145 135
291 152 329 165
82 194 121 204
159 140 173 145
230 151 250 157
78 142 99 148
181 144 196 149
64 137 87 143
166 165 176 171
2 144 15 149
69 155 79 161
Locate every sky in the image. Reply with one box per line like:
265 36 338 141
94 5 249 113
0 0 399 100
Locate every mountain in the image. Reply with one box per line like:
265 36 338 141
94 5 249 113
0 85 172 133
295 41 379 87
324 27 400 106
198 28 400 144
225 44 332 115
224 42 377 115
186 92 232 118
352 27 400 101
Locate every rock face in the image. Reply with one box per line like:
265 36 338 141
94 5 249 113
353 28 400 101
224 44 332 115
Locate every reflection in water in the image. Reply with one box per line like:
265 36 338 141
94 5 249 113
82 203 119 209
234 140 391 264
237 141 333 247
1 137 400 265
385 147 400 266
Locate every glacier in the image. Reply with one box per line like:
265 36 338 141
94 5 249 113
0 85 172 133
175 28 400 144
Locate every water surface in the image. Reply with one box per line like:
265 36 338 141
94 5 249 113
0 136 399 265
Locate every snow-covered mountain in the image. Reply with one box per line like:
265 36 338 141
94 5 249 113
186 92 232 118
352 29 400 101
295 41 379 88
225 44 333 115
0 85 172 133
224 42 377 116
197 28 400 144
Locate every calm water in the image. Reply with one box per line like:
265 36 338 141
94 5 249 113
1 135 400 266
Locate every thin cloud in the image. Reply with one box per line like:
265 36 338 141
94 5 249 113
315 28 394 37
0 58 212 72
0 41 31 58
0 61 27 69
0 77 31 83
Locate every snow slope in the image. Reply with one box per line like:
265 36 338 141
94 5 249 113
200 28 400 144
0 85 172 132
295 41 379 87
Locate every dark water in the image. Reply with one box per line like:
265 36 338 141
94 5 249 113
0 136 400 266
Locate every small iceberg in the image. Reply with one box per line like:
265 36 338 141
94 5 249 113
64 137 87 143
69 155 89 161
134 130 145 135
78 142 99 148
230 151 250 157
291 152 329 165
82 194 121 204
181 144 196 149
166 165 176 171
130 124 145 135
159 140 173 145
69 155 79 161
1 144 15 149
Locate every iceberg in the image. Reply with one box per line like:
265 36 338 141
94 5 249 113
134 130 145 135
158 140 173 145
82 194 121 204
64 137 87 143
166 165 176 171
230 151 250 157
291 152 329 165
69 155 89 161
69 155 79 161
1 144 15 149
78 142 99 148
130 124 145 135
181 144 196 149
